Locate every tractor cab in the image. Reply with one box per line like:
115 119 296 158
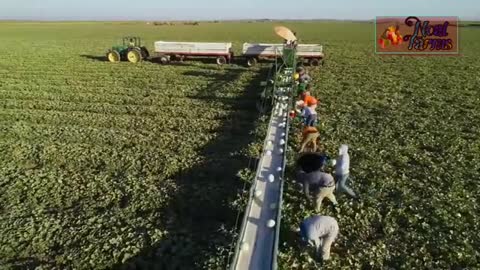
107 36 150 63
123 36 141 47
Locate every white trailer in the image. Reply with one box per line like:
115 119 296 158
154 41 234 65
242 43 325 66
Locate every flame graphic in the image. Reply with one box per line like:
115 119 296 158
379 25 403 48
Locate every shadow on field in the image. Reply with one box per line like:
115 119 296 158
112 67 269 270
80 54 108 62
80 54 248 69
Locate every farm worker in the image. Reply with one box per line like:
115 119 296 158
303 97 318 127
297 82 312 97
292 31 298 48
297 152 329 173
296 66 312 84
296 168 338 211
296 66 305 80
295 93 310 120
335 145 358 199
296 83 308 100
298 91 313 108
295 87 310 113
300 73 311 84
299 126 320 153
297 93 315 123
299 215 339 261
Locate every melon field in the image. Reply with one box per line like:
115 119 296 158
0 21 479 270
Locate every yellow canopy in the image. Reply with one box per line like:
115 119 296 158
274 26 297 41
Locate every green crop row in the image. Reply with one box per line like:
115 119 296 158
1 21 479 269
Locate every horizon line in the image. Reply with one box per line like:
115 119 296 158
1 18 479 23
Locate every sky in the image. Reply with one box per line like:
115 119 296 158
1 0 479 21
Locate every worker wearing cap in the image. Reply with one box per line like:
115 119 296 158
295 87 311 114
300 73 311 84
296 66 312 84
302 97 318 127
299 126 320 153
295 86 307 106
296 169 338 211
299 215 339 261
301 90 316 107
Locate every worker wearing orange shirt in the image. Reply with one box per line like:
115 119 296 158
295 88 310 114
295 87 313 110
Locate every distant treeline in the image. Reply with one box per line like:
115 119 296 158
146 20 480 27
150 21 200 26
148 19 276 26
459 23 480 27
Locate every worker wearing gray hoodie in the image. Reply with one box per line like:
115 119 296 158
335 144 358 199
299 215 339 261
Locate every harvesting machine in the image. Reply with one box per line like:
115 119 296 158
242 43 324 67
106 36 150 63
230 26 298 270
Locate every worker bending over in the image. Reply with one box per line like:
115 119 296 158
299 126 320 153
300 215 339 261
297 168 338 211
297 152 329 173
294 90 315 123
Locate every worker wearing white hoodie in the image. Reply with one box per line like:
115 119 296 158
335 144 358 199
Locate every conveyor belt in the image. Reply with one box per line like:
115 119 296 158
231 67 293 270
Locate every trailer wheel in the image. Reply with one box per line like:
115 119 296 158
160 56 169 64
309 58 320 67
216 56 227 65
247 57 258 67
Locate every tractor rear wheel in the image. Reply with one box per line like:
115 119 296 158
216 56 227 65
127 49 142 63
247 57 258 67
107 51 121 63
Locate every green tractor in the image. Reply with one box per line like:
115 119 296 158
106 36 150 63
